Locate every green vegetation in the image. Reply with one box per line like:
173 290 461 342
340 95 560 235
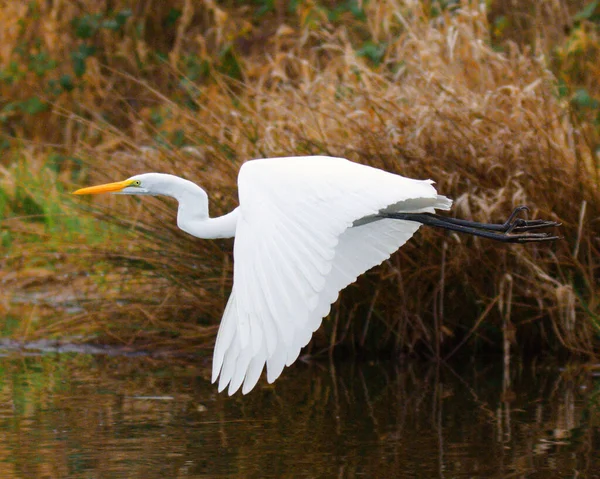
0 0 598 357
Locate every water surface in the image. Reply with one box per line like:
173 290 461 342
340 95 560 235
0 351 598 478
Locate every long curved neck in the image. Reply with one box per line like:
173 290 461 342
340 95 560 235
179 205 239 239
162 176 238 239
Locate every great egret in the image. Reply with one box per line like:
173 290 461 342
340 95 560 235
73 155 559 395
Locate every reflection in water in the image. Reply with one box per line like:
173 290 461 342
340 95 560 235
0 353 597 478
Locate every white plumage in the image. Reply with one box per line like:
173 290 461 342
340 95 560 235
74 155 453 394
214 156 450 394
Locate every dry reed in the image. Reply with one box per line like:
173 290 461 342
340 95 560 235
0 0 598 356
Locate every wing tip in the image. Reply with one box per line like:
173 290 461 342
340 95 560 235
228 382 241 396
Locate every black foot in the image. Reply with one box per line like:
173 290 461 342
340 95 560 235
381 206 561 244
501 206 562 233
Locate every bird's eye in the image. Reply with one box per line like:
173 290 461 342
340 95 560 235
131 180 141 187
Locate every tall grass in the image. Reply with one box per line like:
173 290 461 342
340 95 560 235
1 0 598 357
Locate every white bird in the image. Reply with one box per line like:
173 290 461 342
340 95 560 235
73 155 559 395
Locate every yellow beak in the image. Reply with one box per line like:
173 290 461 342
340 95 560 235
73 180 134 195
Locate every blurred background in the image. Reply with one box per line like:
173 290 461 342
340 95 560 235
0 0 599 363
1 1 600 477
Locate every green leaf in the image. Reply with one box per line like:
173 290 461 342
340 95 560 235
46 79 62 96
288 0 300 14
556 79 569 99
101 9 131 31
0 102 18 124
255 0 275 17
115 9 132 27
29 51 57 76
572 89 599 109
327 0 366 22
71 44 96 77
102 19 120 31
59 74 75 92
150 109 164 126
135 20 145 38
46 153 65 173
0 230 11 248
19 96 48 115
348 0 367 21
154 51 168 63
165 8 182 27
72 13 102 39
356 41 387 66
171 129 186 147
72 55 86 77
574 0 599 21
78 44 97 58
14 192 45 219
218 45 242 80
1 317 19 337
181 54 210 82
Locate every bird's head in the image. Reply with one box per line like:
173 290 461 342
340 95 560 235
73 173 182 197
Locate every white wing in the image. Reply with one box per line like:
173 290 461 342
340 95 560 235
211 156 451 394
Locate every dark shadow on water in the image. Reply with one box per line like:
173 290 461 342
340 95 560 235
0 351 598 478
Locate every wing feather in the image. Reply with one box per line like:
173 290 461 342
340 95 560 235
242 348 267 394
252 242 284 355
218 333 240 392
211 290 238 383
211 156 452 394
313 218 423 322
266 341 288 383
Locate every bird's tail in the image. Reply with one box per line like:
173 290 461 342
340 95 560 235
434 195 453 211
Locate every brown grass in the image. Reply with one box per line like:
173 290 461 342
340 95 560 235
0 0 598 356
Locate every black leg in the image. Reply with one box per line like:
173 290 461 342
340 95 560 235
406 206 561 234
381 209 560 243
